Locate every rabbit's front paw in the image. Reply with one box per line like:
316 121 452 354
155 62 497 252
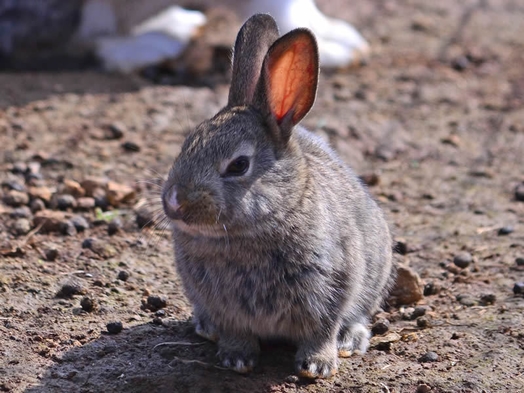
194 314 218 342
295 353 338 379
337 322 370 357
217 335 260 374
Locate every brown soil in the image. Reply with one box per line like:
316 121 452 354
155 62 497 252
1 0 524 392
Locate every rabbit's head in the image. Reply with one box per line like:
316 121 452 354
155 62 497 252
162 14 319 235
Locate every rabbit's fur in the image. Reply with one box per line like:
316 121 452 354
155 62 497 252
161 14 394 378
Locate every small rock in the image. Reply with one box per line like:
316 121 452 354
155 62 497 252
70 216 89 232
497 226 514 236
146 295 167 311
453 252 472 269
76 197 96 210
423 282 441 296
451 56 470 71
30 198 46 213
456 294 477 307
94 195 110 210
155 309 166 317
370 332 401 351
80 296 97 312
108 219 122 236
416 316 431 329
152 317 163 325
3 190 29 207
26 161 41 175
61 179 85 198
53 194 77 210
516 257 524 266
106 321 123 334
12 218 32 236
34 210 71 233
419 351 438 363
121 141 141 152
515 183 524 202
44 247 59 261
136 208 155 228
479 293 496 306
371 319 390 335
10 206 32 219
56 280 86 298
284 375 299 384
107 122 126 139
82 238 117 258
27 186 53 203
2 179 25 191
412 306 429 319
388 265 423 306
117 270 130 282
106 181 136 207
512 282 524 295
11 161 27 174
59 221 77 236
394 240 408 255
416 384 432 393
81 177 109 197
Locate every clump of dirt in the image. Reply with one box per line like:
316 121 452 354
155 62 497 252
1 0 524 392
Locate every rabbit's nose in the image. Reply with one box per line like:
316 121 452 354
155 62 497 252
163 187 183 220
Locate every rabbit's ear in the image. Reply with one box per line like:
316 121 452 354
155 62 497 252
255 29 319 143
228 14 279 107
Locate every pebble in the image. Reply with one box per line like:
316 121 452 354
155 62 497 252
497 226 514 236
106 321 123 334
56 280 86 298
412 306 429 319
417 316 432 328
453 252 472 269
44 247 60 261
107 122 126 139
371 319 390 335
81 238 117 258
479 293 496 305
94 195 110 210
70 216 89 232
10 206 32 219
121 141 141 152
451 55 470 71
515 183 524 202
456 294 477 307
146 295 168 311
284 375 299 384
3 190 29 207
12 218 32 236
62 179 85 198
54 194 77 210
80 177 109 197
155 309 166 317
107 219 122 236
418 351 439 363
76 197 96 210
2 179 25 191
27 186 52 203
513 282 524 295
106 181 136 207
80 296 97 312
136 208 155 228
516 257 524 267
416 384 432 393
152 317 163 325
30 198 46 213
423 282 441 296
11 161 27 174
388 265 423 306
34 210 71 233
117 270 130 282
59 221 77 236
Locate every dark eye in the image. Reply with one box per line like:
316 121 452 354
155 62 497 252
224 156 250 177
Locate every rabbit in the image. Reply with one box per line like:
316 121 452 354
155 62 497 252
161 13 395 379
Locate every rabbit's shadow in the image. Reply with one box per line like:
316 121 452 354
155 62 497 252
24 319 307 393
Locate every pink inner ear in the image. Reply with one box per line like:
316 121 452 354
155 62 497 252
268 36 316 124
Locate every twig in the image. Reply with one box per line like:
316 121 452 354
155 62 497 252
152 341 207 351
168 356 228 370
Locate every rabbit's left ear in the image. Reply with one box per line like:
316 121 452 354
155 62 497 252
255 28 319 142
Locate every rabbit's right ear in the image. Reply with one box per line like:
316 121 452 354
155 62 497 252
228 14 280 107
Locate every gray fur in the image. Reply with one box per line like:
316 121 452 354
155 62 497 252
162 14 395 379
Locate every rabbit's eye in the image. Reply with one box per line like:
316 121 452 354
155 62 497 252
224 156 250 177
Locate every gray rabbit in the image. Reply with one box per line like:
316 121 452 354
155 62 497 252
161 13 395 378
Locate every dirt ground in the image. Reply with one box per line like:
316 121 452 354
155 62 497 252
1 0 524 392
